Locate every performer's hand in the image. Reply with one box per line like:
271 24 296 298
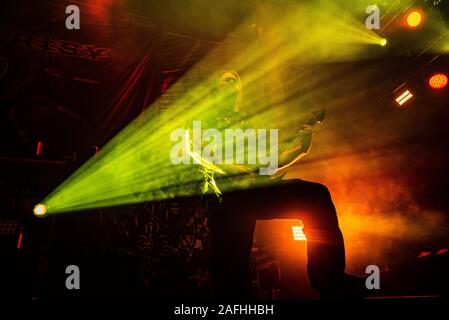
311 106 326 124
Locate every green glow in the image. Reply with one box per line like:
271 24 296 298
41 2 389 214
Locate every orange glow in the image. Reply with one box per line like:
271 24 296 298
406 10 423 28
284 135 445 273
428 73 448 90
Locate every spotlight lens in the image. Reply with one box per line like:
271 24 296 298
33 204 48 217
429 73 448 90
380 39 387 46
407 11 422 27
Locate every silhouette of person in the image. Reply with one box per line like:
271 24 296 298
188 71 364 299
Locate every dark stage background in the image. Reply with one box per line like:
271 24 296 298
0 0 448 300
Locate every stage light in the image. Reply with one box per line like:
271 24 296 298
33 204 48 217
395 89 413 106
292 222 306 241
17 231 23 249
39 2 392 214
380 39 387 47
406 10 423 28
36 141 43 156
428 73 448 90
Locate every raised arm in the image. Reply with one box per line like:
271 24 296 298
276 106 326 172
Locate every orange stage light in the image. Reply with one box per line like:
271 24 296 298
428 73 448 90
406 10 423 28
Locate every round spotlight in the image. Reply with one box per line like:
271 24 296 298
406 10 423 28
33 204 48 217
380 39 387 47
429 73 448 90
